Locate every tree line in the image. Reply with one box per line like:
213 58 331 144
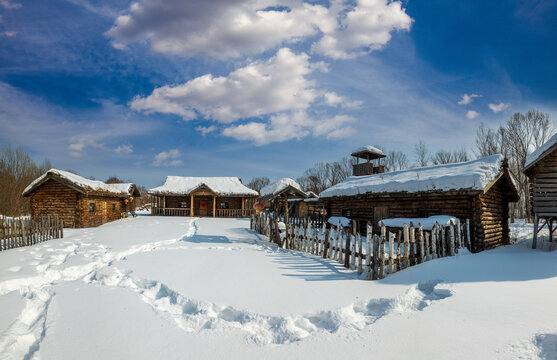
246 109 554 220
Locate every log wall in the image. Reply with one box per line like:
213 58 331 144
77 195 125 228
30 180 79 228
324 184 513 253
527 149 557 217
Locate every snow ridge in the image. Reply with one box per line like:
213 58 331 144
89 271 452 345
0 220 199 360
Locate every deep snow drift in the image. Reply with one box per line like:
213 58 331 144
0 216 556 359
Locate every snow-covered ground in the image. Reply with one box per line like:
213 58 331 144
1 216 556 359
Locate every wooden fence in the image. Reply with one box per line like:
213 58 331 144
0 216 63 251
251 213 470 280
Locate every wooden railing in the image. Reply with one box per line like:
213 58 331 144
251 213 470 280
216 209 254 218
352 163 385 176
151 208 254 217
1 216 63 251
152 208 191 216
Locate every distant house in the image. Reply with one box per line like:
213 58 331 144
320 154 519 252
22 169 140 228
523 133 557 248
259 178 308 211
148 177 258 217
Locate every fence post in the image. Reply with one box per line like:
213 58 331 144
344 225 352 268
396 229 402 271
466 219 471 249
431 224 438 259
358 232 363 275
418 224 424 264
409 223 415 266
365 222 372 280
321 222 327 257
380 231 386 279
388 232 394 274
339 227 344 264
403 224 409 269
449 220 455 256
440 223 446 257
456 218 462 250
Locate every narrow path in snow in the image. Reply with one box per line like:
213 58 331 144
0 217 457 358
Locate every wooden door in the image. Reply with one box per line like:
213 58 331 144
199 199 208 216
102 202 107 223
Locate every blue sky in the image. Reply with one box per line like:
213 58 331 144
0 0 556 188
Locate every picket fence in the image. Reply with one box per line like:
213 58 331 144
251 213 470 280
0 216 64 251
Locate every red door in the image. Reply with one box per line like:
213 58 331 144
199 200 208 216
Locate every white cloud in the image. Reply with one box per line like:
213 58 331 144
488 102 510 113
114 144 133 154
466 110 479 119
195 125 217 136
152 149 182 166
107 0 412 60
2 31 16 37
222 112 356 145
107 0 325 60
131 48 318 123
458 93 480 105
0 0 22 10
311 0 413 59
323 91 362 109
132 48 357 145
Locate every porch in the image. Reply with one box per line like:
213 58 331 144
150 193 256 218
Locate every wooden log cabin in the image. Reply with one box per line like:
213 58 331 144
320 154 519 252
259 178 308 210
523 133 557 248
22 169 140 228
148 177 258 217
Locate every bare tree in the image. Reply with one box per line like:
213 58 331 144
0 144 52 217
475 109 556 221
385 151 409 172
247 177 270 193
297 157 355 194
106 176 124 184
431 148 469 165
414 140 429 167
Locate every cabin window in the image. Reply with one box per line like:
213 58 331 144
179 202 188 208
341 209 352 218
89 203 95 216
112 203 116 212
220 202 229 209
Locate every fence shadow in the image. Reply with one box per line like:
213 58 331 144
182 235 231 244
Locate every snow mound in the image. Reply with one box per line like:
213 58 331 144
381 216 457 230
351 145 385 157
328 216 351 227
320 155 504 198
23 169 135 196
524 132 557 171
149 176 258 196
260 178 302 197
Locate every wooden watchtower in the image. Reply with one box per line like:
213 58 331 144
523 133 557 248
351 146 386 176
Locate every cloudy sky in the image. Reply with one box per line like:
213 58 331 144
1 0 556 187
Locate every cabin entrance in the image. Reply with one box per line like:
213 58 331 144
198 198 209 216
102 201 107 224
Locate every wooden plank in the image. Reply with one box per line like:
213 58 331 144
365 222 372 280
357 232 363 274
403 224 410 268
388 232 394 274
431 224 438 259
379 232 385 279
344 226 351 268
418 224 424 264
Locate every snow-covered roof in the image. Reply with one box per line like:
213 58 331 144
259 178 306 199
524 132 557 173
381 216 457 230
351 145 386 159
320 155 505 198
23 169 137 197
149 176 258 197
